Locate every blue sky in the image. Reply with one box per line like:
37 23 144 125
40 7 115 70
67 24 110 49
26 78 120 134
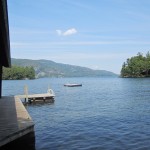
7 0 150 74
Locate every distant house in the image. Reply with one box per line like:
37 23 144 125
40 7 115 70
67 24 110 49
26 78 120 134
0 0 11 98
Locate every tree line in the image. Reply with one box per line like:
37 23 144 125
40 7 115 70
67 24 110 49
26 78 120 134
121 52 150 77
2 65 35 80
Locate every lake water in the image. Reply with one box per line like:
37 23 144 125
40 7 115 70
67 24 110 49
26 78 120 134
2 77 150 150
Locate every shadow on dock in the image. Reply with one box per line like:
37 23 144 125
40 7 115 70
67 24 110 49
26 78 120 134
0 132 35 150
0 97 35 149
23 97 55 105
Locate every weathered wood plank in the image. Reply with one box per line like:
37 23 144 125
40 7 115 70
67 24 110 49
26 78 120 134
17 93 55 99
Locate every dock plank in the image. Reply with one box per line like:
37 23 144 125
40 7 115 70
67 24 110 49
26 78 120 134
17 93 55 99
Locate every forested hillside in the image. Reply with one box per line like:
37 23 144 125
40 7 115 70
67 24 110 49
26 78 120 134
11 58 117 78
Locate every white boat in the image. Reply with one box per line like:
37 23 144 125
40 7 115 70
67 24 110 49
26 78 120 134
64 83 82 87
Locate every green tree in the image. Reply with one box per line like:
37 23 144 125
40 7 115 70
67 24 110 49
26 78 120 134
2 65 35 80
121 52 150 77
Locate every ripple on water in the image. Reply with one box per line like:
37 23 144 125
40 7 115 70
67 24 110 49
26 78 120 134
3 77 150 149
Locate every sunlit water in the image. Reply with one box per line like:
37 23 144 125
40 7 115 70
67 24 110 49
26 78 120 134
2 77 150 150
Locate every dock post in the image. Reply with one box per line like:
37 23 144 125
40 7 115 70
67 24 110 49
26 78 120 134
24 85 28 103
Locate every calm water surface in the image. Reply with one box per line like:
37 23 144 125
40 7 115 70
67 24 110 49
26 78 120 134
3 77 150 150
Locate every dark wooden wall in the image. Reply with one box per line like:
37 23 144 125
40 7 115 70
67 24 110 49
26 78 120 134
0 0 11 98
0 65 2 98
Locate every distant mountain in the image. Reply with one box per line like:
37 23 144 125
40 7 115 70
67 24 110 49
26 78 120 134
11 58 117 78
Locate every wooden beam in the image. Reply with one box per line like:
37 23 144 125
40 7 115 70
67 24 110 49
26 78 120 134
0 65 2 98
0 0 11 67
0 0 11 98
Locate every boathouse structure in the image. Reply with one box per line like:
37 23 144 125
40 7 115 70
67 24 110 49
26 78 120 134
0 0 35 149
0 0 11 98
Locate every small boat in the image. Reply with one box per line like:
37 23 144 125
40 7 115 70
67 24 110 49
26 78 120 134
64 83 82 87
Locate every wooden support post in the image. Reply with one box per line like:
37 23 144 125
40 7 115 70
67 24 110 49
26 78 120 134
24 85 28 103
0 65 2 98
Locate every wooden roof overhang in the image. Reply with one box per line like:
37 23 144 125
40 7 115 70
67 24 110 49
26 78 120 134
0 0 11 98
0 0 11 67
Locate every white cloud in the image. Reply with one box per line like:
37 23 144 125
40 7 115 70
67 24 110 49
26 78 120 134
56 28 77 36
63 28 77 36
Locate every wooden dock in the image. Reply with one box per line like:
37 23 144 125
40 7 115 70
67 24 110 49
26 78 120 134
0 96 34 148
17 93 55 103
0 87 55 148
17 87 55 104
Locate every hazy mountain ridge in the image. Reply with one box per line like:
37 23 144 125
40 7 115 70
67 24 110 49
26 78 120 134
11 58 117 78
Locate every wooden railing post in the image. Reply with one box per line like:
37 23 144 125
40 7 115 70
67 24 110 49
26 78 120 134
24 85 28 103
